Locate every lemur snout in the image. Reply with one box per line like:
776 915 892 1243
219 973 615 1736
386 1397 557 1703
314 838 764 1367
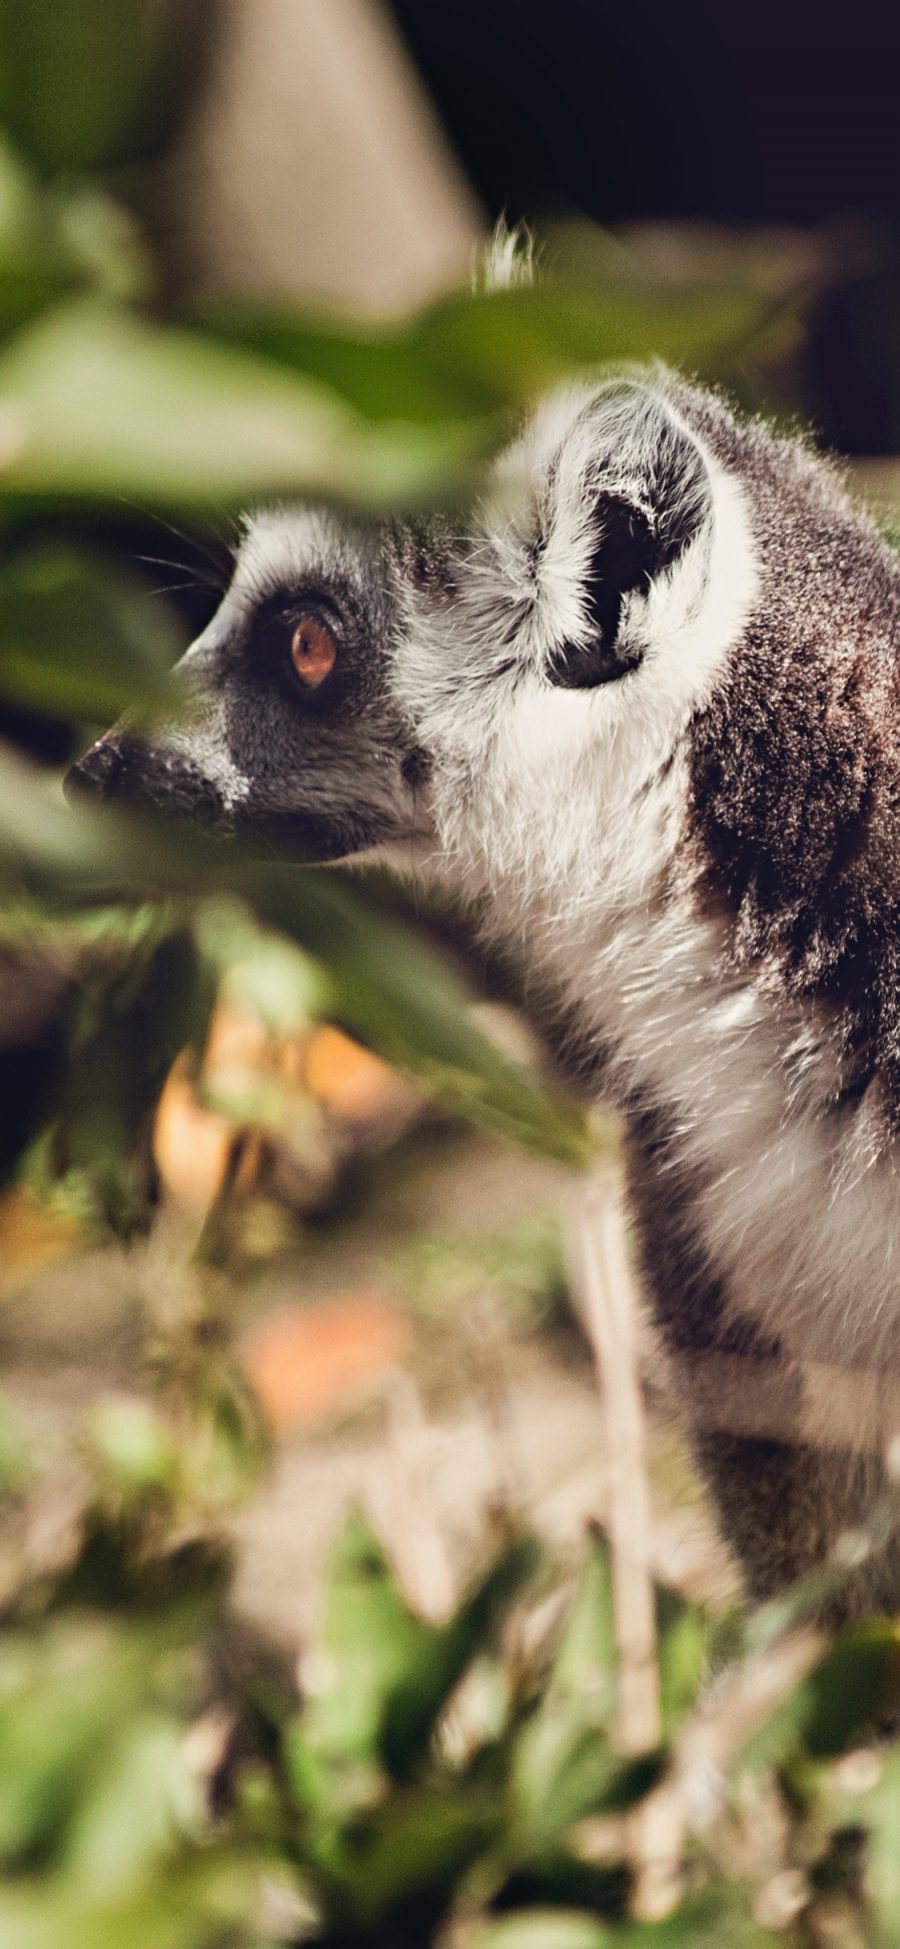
64 732 227 823
64 737 124 803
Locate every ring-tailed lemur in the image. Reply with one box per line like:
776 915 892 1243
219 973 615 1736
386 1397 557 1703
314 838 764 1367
67 299 900 1619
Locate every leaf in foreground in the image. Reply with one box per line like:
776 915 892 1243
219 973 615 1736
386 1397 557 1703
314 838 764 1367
0 749 588 1165
0 301 491 515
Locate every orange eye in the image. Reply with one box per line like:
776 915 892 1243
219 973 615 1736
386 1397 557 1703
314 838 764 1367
290 616 337 688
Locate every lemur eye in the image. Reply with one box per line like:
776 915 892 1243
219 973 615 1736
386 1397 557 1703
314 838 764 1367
290 616 337 688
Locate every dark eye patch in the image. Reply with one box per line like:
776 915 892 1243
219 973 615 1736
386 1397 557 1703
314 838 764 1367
249 589 353 714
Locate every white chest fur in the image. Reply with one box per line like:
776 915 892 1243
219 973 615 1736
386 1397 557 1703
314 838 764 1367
432 674 900 1443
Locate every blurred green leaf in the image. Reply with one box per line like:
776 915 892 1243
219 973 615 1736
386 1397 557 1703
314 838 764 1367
0 301 492 515
413 284 767 403
472 1915 611 1949
0 751 588 1165
551 1534 617 1704
511 1716 660 1854
506 1619 662 1864
628 1892 783 1946
49 916 211 1233
860 1741 900 1948
0 1611 186 1866
310 1781 502 1933
510 1536 627 1849
288 1511 429 1813
473 1891 781 1949
291 1524 537 1853
60 1710 200 1899
199 277 770 426
743 1620 900 1771
0 130 149 343
0 0 193 175
0 132 85 334
197 305 487 425
655 1587 710 1738
252 868 588 1165
0 1852 271 1949
196 898 329 1034
85 1398 181 1504
381 1536 541 1779
51 184 151 305
0 541 182 723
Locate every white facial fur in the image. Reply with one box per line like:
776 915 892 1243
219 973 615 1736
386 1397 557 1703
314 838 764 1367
159 508 363 815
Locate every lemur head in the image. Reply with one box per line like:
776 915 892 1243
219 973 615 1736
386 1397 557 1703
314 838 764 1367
66 371 756 895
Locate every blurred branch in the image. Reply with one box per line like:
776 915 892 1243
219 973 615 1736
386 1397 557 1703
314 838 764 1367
569 1172 660 1759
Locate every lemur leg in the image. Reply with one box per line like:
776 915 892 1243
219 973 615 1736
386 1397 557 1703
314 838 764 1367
690 1431 895 1622
625 1108 899 1621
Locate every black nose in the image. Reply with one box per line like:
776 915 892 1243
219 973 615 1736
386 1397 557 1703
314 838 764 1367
63 739 124 803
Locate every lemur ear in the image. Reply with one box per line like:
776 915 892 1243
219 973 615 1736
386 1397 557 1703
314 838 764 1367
547 389 711 690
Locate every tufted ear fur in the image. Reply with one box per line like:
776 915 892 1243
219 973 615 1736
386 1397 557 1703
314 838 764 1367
545 383 713 689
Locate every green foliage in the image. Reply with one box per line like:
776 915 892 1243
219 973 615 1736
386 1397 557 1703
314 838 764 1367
0 299 493 514
197 274 768 428
0 131 111 335
3 1384 900 1949
743 1618 900 1771
0 0 202 176
26 908 213 1233
0 539 183 722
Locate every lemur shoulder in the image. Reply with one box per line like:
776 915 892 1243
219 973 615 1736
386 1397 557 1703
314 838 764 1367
69 248 900 1618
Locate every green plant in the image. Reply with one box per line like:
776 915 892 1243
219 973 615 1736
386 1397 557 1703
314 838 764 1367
3 1384 900 1949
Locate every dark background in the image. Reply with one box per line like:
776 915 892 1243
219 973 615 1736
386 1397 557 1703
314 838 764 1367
391 0 900 453
391 1 900 227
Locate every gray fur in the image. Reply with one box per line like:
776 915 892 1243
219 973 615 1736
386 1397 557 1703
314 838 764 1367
68 359 900 1620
